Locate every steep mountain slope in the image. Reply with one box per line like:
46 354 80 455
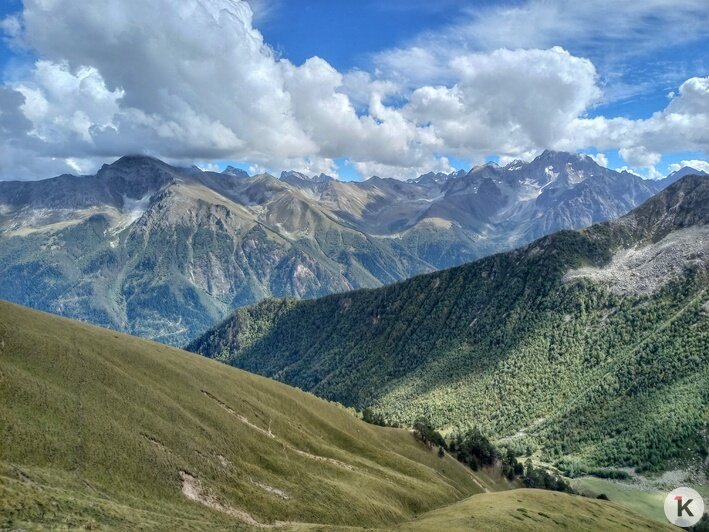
0 157 431 345
189 175 709 474
0 300 673 531
0 151 668 344
656 165 708 189
0 299 480 529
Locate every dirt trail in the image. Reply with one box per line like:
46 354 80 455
201 390 354 471
180 471 265 527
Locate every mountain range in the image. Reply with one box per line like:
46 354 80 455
188 175 709 475
0 151 703 344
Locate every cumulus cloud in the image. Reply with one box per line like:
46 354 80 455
0 0 444 179
668 159 709 173
14 0 312 159
587 153 609 168
400 47 601 160
566 76 709 159
0 0 707 180
618 147 661 168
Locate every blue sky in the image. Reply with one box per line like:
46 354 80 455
257 1 476 71
256 1 703 118
249 0 709 178
0 0 21 66
0 0 707 180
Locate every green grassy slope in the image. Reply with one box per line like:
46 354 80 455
189 175 709 473
396 489 675 531
0 300 485 530
571 478 668 524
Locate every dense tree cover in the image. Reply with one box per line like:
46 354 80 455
190 176 709 473
413 417 446 449
449 429 572 494
522 459 573 493
449 428 498 471
410 419 572 494
362 408 393 427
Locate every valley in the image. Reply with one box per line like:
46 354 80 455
189 175 709 478
2 0 708 529
0 300 674 530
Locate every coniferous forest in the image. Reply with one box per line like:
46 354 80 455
190 176 709 474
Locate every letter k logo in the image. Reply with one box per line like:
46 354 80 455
665 487 703 526
675 495 694 517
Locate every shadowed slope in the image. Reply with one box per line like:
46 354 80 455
190 176 709 474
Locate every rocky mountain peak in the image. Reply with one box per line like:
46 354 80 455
0 151 686 347
658 165 709 188
96 155 176 200
314 173 335 183
410 169 467 187
620 174 708 237
279 170 336 185
222 165 249 178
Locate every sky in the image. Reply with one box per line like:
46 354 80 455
0 0 707 181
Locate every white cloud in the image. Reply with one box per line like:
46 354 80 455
400 47 601 160
587 153 609 168
0 0 707 181
618 147 661 167
1 0 450 179
0 14 22 40
668 159 709 173
14 61 123 144
2 0 316 176
372 0 709 113
452 0 709 55
567 76 709 158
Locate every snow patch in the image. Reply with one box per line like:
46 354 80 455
122 193 151 225
518 178 543 200
109 194 152 235
566 163 586 184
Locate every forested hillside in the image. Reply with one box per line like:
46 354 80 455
189 175 709 473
